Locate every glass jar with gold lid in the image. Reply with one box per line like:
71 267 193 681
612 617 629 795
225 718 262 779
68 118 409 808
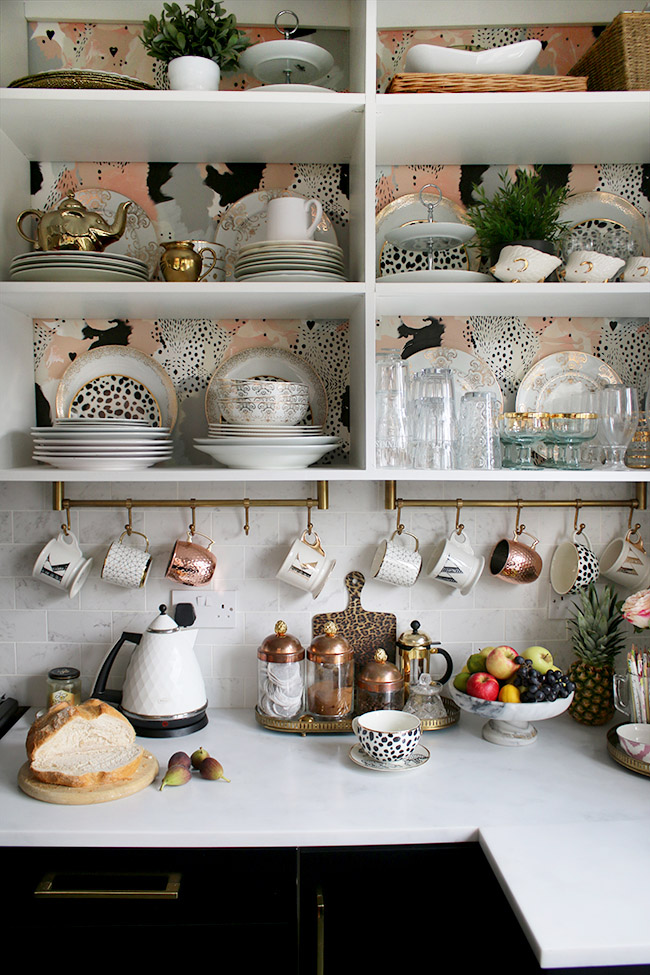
306 621 354 720
257 620 304 719
356 648 404 714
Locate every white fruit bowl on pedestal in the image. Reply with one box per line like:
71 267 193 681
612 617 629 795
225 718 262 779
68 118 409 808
448 684 574 746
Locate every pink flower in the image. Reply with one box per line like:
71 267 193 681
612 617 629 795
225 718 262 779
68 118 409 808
621 589 650 630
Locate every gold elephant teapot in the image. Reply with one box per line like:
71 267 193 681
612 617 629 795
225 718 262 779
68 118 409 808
16 191 132 252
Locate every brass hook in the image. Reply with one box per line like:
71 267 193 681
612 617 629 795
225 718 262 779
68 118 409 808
306 500 314 537
125 500 133 536
243 498 250 536
628 501 641 536
61 503 71 536
396 503 405 535
455 499 464 536
574 500 585 536
514 501 525 536
189 502 196 536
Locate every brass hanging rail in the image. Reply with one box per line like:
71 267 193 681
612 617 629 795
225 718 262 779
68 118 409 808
384 480 647 513
52 480 330 535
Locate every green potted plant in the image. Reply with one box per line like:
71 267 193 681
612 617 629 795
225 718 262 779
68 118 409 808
467 167 570 267
140 0 250 90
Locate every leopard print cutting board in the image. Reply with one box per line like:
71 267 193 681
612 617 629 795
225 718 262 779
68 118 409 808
312 571 397 669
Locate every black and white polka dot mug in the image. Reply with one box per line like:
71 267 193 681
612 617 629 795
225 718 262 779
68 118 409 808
549 530 599 595
352 710 422 763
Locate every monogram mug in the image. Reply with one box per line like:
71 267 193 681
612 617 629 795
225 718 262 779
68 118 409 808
33 529 93 598
276 529 335 599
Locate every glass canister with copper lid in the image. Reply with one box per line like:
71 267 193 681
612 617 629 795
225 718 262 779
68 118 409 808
306 621 354 720
257 620 305 719
356 648 404 714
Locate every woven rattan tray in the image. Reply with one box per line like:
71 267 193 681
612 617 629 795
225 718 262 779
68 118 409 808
386 73 587 94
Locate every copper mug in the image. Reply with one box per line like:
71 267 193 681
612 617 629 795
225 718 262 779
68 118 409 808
166 530 217 587
490 530 542 585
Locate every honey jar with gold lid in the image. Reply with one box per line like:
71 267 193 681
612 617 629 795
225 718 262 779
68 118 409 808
306 621 354 720
257 620 304 719
356 648 404 714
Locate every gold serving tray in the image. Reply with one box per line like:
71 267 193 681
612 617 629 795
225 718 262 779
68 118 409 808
607 724 650 778
255 697 460 735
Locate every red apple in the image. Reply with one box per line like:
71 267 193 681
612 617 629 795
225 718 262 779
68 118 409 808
485 645 520 681
466 672 500 701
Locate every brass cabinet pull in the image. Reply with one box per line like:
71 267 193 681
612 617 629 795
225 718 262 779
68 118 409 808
316 885 325 975
34 871 181 900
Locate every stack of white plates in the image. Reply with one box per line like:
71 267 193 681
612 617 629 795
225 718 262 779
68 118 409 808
11 251 150 283
31 418 173 470
194 423 340 469
233 240 347 282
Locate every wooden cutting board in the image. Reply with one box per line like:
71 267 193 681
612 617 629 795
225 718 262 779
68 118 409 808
312 571 397 670
17 751 159 804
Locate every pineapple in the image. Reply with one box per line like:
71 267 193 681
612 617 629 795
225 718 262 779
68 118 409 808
567 582 625 725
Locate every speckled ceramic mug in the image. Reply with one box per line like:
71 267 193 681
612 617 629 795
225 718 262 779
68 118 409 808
371 530 422 587
550 531 599 595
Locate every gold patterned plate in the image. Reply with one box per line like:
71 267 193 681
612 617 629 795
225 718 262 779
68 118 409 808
56 346 178 431
607 725 650 778
515 352 622 414
9 69 153 90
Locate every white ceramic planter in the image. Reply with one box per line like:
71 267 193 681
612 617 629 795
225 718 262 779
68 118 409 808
167 56 220 91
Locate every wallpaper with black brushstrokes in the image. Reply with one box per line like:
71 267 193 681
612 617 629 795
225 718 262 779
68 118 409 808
204 163 267 207
147 163 176 204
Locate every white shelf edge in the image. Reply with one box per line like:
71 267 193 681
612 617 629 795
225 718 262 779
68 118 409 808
0 465 369 482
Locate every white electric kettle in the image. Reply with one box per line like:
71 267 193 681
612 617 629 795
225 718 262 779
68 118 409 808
93 604 208 737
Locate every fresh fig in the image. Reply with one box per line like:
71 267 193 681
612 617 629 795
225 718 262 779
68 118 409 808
160 765 191 790
167 750 191 769
191 746 209 769
199 757 230 782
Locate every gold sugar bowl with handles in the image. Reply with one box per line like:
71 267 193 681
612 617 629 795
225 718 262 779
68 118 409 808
396 620 453 697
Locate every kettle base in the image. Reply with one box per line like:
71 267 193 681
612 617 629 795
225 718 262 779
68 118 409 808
123 708 208 738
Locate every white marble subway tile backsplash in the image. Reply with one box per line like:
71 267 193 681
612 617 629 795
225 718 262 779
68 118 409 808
0 479 647 708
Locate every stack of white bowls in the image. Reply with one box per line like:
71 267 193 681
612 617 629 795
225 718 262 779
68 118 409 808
195 377 340 469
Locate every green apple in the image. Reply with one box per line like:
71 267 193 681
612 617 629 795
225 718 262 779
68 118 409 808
453 671 471 692
523 645 554 675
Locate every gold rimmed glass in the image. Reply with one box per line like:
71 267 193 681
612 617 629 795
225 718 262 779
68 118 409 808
546 413 599 469
500 412 550 469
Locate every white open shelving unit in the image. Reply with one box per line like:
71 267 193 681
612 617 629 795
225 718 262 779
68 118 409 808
0 0 648 484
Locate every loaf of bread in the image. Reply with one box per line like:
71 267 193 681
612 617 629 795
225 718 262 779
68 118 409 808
26 698 143 788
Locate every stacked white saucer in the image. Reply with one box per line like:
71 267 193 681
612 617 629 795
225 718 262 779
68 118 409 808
31 418 173 470
233 239 346 282
11 251 149 282
194 422 341 469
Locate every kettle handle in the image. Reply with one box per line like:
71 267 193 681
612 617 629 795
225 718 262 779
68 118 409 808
91 631 142 704
16 209 41 245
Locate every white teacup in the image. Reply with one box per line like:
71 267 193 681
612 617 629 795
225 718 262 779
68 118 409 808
425 530 484 595
490 244 561 283
33 530 93 598
561 250 625 282
192 239 226 282
352 709 422 763
549 530 599 595
266 196 323 241
622 256 650 282
276 529 335 599
371 530 422 587
600 529 650 591
101 530 152 589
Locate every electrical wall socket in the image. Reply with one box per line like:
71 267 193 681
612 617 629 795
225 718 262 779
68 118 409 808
171 590 236 628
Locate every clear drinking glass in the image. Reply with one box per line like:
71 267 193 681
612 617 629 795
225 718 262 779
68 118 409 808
545 413 599 469
500 413 549 469
408 368 457 469
376 353 410 468
598 385 639 470
457 392 502 469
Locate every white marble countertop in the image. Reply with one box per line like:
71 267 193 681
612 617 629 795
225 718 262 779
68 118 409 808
1 707 648 968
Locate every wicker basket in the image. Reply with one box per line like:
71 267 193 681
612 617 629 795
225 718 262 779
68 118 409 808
386 73 587 94
567 11 650 91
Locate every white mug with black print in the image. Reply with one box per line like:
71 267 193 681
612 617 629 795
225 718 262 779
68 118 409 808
33 529 93 598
